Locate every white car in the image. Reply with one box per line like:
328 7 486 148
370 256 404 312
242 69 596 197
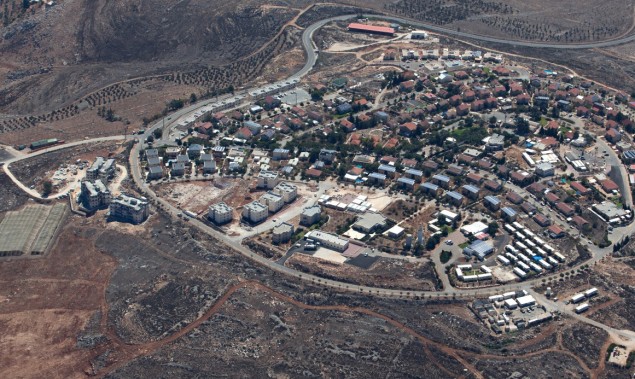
445 240 453 245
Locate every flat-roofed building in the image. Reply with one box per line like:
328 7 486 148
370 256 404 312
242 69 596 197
272 222 294 244
109 194 149 224
203 160 216 174
273 182 297 203
242 201 269 223
353 212 387 233
97 158 116 182
208 202 233 224
305 230 349 252
80 180 112 210
260 191 284 213
257 170 280 189
171 162 186 177
301 205 322 226
272 148 290 161
86 157 105 181
146 148 159 159
592 201 630 223
147 165 163 180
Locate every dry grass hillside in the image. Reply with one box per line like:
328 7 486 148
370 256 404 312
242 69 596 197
0 0 634 144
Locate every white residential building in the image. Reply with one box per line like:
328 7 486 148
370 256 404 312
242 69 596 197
86 157 105 181
257 170 279 189
242 201 269 223
109 194 149 224
80 179 112 210
300 205 321 226
272 222 294 244
260 191 284 213
272 182 297 203
208 202 233 224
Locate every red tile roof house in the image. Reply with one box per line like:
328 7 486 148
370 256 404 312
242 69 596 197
533 213 551 227
544 120 559 133
462 90 476 102
570 182 591 195
493 66 511 76
605 128 622 143
493 85 507 96
457 154 474 165
545 192 560 204
196 121 214 134
399 122 418 136
516 94 531 105
466 173 483 184
510 171 533 186
340 119 355 132
600 179 619 193
305 168 323 178
399 80 415 92
471 100 486 112
449 94 462 106
235 127 253 140
484 180 502 192
509 83 524 96
506 191 524 204
572 215 590 230
401 158 417 168
548 225 565 238
454 71 469 80
555 202 575 217
383 138 399 149
539 137 559 149
485 97 498 108
576 106 590 117
456 103 470 116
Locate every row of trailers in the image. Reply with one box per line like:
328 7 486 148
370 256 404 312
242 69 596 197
497 222 566 279
570 287 599 314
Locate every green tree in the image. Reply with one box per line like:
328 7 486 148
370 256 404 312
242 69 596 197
487 221 499 236
42 180 53 197
167 99 184 111
189 93 197 104
515 117 530 135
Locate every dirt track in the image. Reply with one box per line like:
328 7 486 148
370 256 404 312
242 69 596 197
95 277 616 379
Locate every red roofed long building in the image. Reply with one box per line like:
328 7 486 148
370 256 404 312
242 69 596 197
348 23 395 36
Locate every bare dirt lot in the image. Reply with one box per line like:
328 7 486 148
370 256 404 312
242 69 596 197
0 222 116 379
